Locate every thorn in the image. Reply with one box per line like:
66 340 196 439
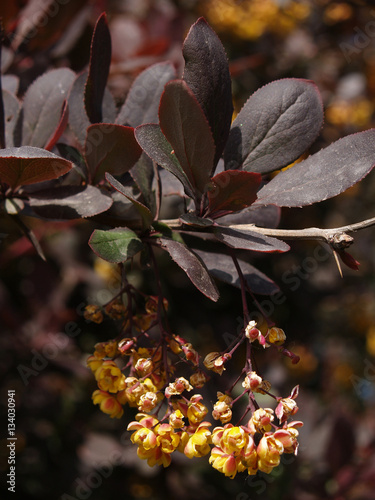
333 250 343 278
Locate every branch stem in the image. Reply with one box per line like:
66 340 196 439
158 216 375 246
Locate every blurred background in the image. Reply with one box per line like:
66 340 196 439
1 1 375 499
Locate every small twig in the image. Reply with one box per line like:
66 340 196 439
158 216 375 246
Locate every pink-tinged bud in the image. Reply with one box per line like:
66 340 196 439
267 327 286 345
190 371 209 388
338 249 360 271
134 357 154 377
118 338 135 355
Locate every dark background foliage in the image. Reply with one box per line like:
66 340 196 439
1 1 375 499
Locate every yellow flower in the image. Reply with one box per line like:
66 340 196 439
274 421 303 454
257 434 284 473
165 377 193 398
248 408 274 433
267 327 286 345
187 394 208 425
95 360 126 393
84 304 103 324
134 357 154 377
184 423 212 458
138 391 159 412
155 423 180 453
128 415 159 450
92 390 124 419
87 355 103 374
209 447 238 479
203 352 227 374
190 371 209 388
212 393 233 424
169 410 185 429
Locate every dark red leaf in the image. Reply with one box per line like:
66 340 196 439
256 129 375 207
105 172 153 228
0 26 5 149
68 72 117 147
158 237 219 302
44 100 69 152
135 123 195 199
85 124 142 184
224 79 323 174
116 62 176 127
182 18 233 167
2 90 20 148
20 68 75 148
216 205 281 229
207 170 262 218
193 249 279 295
28 185 113 219
159 80 215 195
179 213 214 227
84 13 111 124
0 146 72 189
213 226 289 253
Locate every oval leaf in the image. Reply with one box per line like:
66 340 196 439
85 124 142 183
159 80 215 195
84 13 112 124
182 18 233 166
135 123 195 199
158 237 219 301
2 89 20 148
105 172 153 228
68 72 117 146
20 68 75 148
207 170 261 218
0 146 72 189
256 129 375 207
213 226 289 253
116 62 176 127
89 227 144 263
28 185 113 219
224 79 323 174
193 249 279 295
179 213 214 227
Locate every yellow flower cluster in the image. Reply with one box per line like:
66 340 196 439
203 0 310 40
87 295 303 479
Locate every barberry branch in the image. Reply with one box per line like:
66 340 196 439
160 215 375 248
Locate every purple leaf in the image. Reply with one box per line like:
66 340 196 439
213 226 289 253
44 100 69 152
216 205 281 228
20 68 75 148
224 79 323 174
0 146 72 189
105 172 153 228
130 153 155 213
135 123 195 199
116 62 176 127
84 124 142 184
193 249 279 295
179 213 214 227
256 129 375 207
68 72 117 146
84 13 111 124
28 185 113 219
158 237 219 301
207 170 261 218
159 80 215 195
182 18 233 167
2 90 20 148
2 75 19 95
0 28 5 149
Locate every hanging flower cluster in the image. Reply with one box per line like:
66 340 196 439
87 292 303 479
